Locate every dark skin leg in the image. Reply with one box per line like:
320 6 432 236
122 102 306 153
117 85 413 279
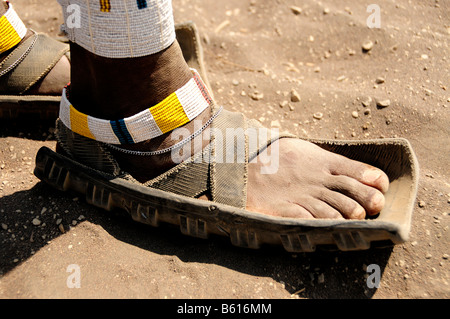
2 2 389 219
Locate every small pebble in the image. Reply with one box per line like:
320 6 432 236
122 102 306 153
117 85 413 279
376 77 385 84
376 99 390 108
352 111 359 118
362 40 374 51
290 89 301 102
313 112 323 120
279 100 288 108
362 97 372 107
250 91 264 101
32 218 41 226
290 6 302 15
418 200 426 208
271 120 281 128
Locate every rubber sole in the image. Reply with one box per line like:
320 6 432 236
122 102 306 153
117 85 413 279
34 137 419 252
0 95 60 119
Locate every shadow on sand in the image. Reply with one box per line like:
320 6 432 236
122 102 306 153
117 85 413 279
1 180 392 299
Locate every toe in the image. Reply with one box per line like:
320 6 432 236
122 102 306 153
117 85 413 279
362 168 390 193
326 175 386 215
294 197 345 220
330 154 390 193
280 204 316 219
318 189 366 220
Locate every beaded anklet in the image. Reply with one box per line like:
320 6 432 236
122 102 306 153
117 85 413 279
0 2 27 54
104 106 222 156
58 0 175 58
59 69 213 145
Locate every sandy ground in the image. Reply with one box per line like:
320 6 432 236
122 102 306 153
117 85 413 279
0 0 449 300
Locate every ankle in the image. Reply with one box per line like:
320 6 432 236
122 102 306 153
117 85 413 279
64 40 214 181
69 40 193 119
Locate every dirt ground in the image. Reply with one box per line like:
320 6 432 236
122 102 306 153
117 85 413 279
0 0 449 299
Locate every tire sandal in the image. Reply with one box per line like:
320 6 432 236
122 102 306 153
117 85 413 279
34 23 419 252
0 31 70 119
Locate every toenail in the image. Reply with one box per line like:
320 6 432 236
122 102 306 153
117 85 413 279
363 169 382 183
371 192 385 209
352 206 365 219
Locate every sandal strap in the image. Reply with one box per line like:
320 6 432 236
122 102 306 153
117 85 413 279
144 144 211 198
55 103 295 210
209 107 249 209
0 32 69 94
135 104 296 208
141 106 250 208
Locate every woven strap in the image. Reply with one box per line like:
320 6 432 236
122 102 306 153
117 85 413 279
144 106 295 209
0 33 69 94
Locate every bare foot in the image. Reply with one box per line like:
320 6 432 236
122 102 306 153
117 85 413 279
26 55 70 95
246 138 389 219
65 41 389 220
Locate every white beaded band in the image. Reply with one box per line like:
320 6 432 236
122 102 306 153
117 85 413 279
59 69 213 145
57 0 176 58
0 3 27 54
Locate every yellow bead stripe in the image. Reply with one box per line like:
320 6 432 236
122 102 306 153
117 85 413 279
150 92 190 134
99 0 111 13
70 105 96 140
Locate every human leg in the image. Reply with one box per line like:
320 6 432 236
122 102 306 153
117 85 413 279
54 0 388 220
